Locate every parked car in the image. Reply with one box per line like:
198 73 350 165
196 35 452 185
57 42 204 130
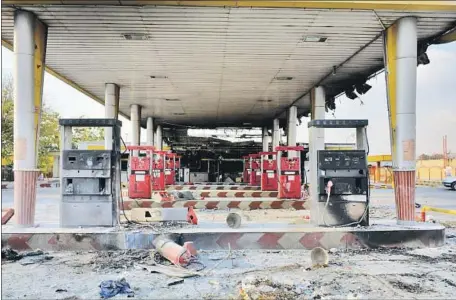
443 176 456 190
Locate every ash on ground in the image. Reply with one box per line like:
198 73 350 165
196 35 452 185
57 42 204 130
90 250 152 271
121 221 191 233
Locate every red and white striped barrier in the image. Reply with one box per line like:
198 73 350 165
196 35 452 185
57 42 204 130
120 199 307 211
197 191 278 198
168 185 261 191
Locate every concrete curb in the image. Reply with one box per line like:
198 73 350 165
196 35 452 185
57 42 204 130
1 181 60 189
1 223 445 251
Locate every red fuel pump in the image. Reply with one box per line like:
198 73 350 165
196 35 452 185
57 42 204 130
126 145 154 199
152 150 167 191
242 156 250 183
276 146 304 199
165 152 177 186
249 153 261 186
259 151 278 191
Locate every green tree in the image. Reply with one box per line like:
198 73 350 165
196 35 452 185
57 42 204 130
1 74 14 164
72 125 104 148
1 75 61 174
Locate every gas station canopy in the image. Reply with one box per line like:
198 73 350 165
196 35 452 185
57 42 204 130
2 1 456 127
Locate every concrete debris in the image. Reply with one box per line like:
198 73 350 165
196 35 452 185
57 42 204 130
55 289 68 293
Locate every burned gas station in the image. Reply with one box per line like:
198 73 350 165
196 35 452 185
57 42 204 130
2 1 456 255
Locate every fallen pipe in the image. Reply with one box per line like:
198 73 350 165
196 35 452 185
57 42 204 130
153 236 192 267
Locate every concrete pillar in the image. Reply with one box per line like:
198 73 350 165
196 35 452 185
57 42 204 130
262 127 269 152
308 86 326 224
13 10 47 227
104 83 120 150
146 117 154 146
130 105 141 146
130 104 141 156
384 17 417 225
155 125 163 150
272 118 280 151
287 106 297 157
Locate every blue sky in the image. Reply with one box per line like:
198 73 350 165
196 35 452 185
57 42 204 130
2 42 455 155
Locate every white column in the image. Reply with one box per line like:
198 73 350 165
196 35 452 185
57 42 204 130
262 127 269 152
272 118 280 151
146 117 154 146
14 10 36 171
309 86 326 225
313 86 326 149
384 17 418 224
130 104 141 151
104 83 119 150
155 125 163 150
287 106 297 157
13 10 48 227
395 17 417 172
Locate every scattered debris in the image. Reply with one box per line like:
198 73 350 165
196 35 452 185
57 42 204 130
1 248 23 261
23 249 44 257
135 263 200 278
20 255 53 265
310 247 329 268
91 250 151 270
99 278 134 299
167 278 184 286
226 212 242 228
55 289 68 293
240 275 312 300
153 236 192 267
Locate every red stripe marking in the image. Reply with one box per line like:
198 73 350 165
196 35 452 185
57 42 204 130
257 233 284 249
234 192 245 197
7 234 33 251
251 192 262 197
216 187 224 190
299 232 324 249
218 192 228 198
205 201 220 210
203 187 211 190
200 192 210 198
249 201 262 210
227 201 241 209
291 201 306 210
270 201 284 209
183 201 197 208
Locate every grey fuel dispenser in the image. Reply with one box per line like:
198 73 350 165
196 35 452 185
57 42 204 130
59 118 122 227
308 119 369 227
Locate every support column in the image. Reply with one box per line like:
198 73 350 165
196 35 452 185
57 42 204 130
272 118 280 151
130 104 141 155
309 86 326 224
104 83 120 150
262 127 269 152
146 117 154 146
13 10 48 227
287 106 297 157
155 125 163 150
384 17 417 225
